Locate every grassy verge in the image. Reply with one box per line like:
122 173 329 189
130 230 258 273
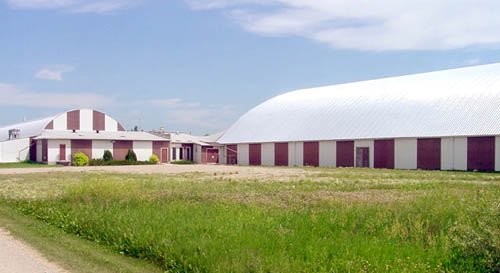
0 161 58 168
0 169 498 272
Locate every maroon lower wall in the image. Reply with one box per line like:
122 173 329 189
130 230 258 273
226 145 237 165
467 136 495 171
113 140 133 160
374 139 394 169
249 144 261 166
153 141 169 163
274 143 288 166
42 139 48 162
417 138 441 170
71 140 92 159
29 138 37 161
303 141 319 167
336 141 354 167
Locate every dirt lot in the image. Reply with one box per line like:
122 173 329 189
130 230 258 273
0 164 316 180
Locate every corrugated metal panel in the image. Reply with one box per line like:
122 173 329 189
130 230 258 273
218 63 500 144
0 116 55 142
35 130 167 141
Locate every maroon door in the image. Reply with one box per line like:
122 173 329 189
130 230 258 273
336 141 354 167
356 147 369 167
249 144 261 166
417 138 441 170
467 136 495 171
206 149 219 164
374 139 394 169
303 142 319 167
274 143 288 166
59 144 66 161
161 148 169 163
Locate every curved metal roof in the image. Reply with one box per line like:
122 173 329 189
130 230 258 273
218 63 500 144
0 116 55 142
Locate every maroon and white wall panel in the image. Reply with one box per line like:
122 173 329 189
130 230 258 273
441 137 467 171
274 143 288 166
319 141 336 167
354 140 374 168
49 109 123 132
47 140 71 162
395 139 417 169
133 141 153 161
261 143 274 166
92 140 113 159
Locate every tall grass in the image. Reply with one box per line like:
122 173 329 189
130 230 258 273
1 169 499 272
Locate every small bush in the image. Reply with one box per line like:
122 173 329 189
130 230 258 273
103 150 113 161
149 154 160 164
171 160 194 165
72 152 89 166
125 149 137 162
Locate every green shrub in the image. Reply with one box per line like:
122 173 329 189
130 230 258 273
149 154 160 164
72 152 89 166
170 160 194 165
103 150 113 162
125 149 137 162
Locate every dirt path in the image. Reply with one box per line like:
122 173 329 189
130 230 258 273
0 228 67 273
0 164 316 180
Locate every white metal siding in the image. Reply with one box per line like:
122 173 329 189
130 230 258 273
0 138 30 162
237 144 249 165
133 141 153 161
219 146 227 164
441 137 454 170
288 142 303 166
395 138 417 169
261 143 274 166
105 115 118 132
453 137 467 171
53 114 67 130
354 140 374 168
194 145 202 163
47 139 71 164
92 140 113 159
319 140 336 167
80 109 93 131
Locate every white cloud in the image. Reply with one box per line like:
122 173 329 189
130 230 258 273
5 0 138 13
186 0 500 51
0 83 114 108
34 65 74 81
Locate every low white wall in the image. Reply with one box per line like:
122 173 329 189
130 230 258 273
105 115 118 132
354 140 374 168
219 146 227 164
261 143 275 166
237 144 249 165
395 138 417 169
92 140 113 159
441 137 454 170
194 144 202 163
80 109 93 131
0 138 30 162
319 140 336 167
47 139 71 164
288 142 303 167
453 137 467 171
133 141 153 161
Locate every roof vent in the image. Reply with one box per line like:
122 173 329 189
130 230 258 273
8 129 20 140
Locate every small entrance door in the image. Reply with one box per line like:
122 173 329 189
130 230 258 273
59 144 66 161
161 148 169 163
206 149 219 164
356 147 369 167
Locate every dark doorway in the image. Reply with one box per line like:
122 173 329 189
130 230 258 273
356 147 369 167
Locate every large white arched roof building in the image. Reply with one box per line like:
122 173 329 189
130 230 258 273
218 63 500 171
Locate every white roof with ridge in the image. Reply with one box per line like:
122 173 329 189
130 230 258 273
218 63 500 144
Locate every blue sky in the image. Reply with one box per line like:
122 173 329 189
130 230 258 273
1 0 500 134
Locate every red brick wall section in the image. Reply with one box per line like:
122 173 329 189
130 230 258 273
303 141 319 167
93 111 105 131
67 110 80 130
467 136 495 171
117 123 126 131
45 121 53 129
274 143 288 166
417 138 441 170
71 140 92 159
374 139 395 169
249 143 261 166
153 141 169 163
113 140 133 160
336 141 354 167
226 145 238 165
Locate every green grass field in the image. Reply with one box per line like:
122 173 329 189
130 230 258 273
0 161 58 168
0 168 498 272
